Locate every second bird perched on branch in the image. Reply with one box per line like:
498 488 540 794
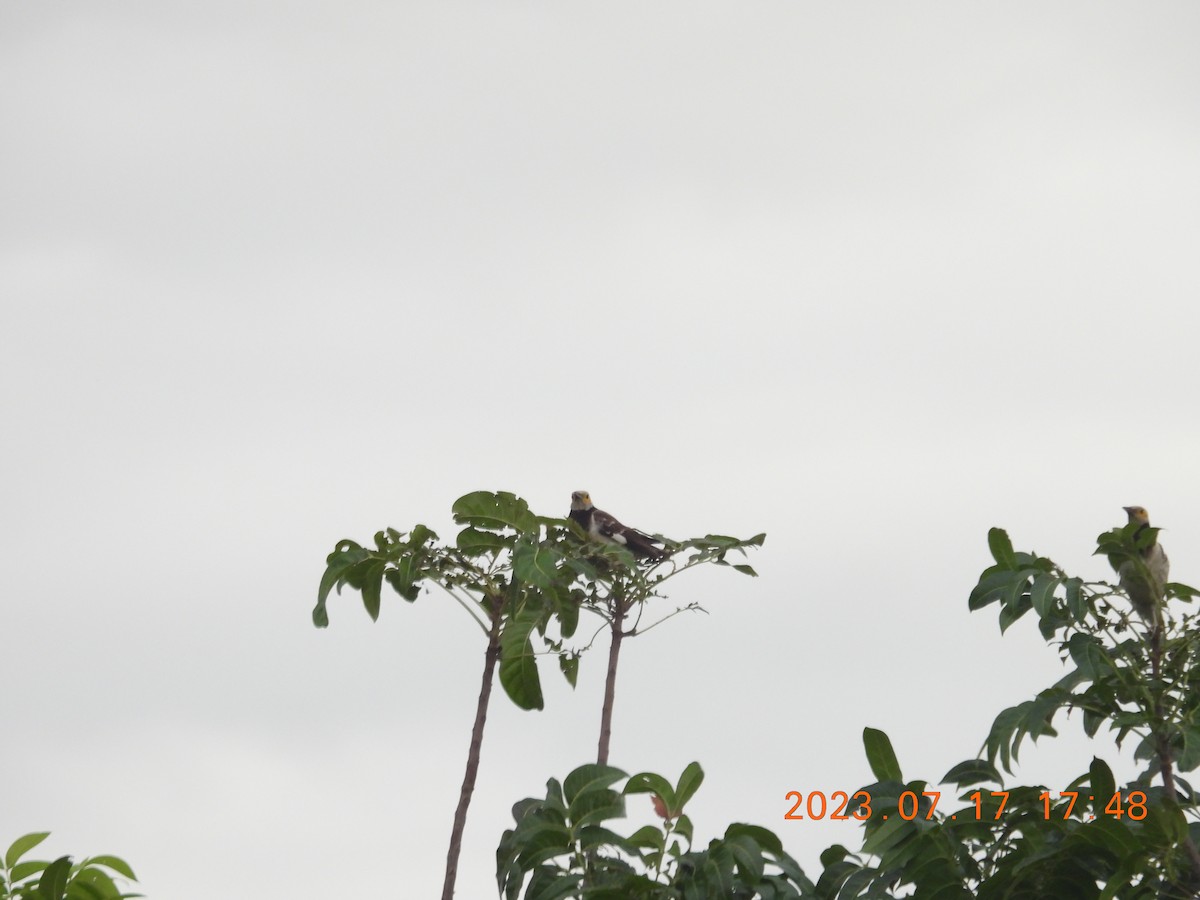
568 491 668 562
1118 505 1169 621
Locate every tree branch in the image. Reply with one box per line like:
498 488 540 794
441 596 503 900
596 591 627 767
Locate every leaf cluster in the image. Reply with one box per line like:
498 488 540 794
312 492 589 709
821 727 1196 898
1 834 138 900
970 528 1200 778
496 762 812 899
813 525 1200 898
311 492 763 710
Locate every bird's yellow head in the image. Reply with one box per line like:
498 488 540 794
570 491 593 511
1124 506 1151 525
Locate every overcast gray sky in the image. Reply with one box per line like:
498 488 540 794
3 2 1200 897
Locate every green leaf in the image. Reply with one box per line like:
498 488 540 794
10 859 50 883
79 855 136 882
554 589 579 639
563 557 599 582
6 832 50 869
541 778 567 810
861 815 913 857
998 593 1032 633
452 491 538 533
383 561 421 603
1077 815 1141 858
818 844 848 868
1177 724 1200 773
726 833 765 884
567 787 625 830
625 825 667 851
725 823 783 856
988 528 1015 568
512 823 574 869
1094 527 1126 565
1088 759 1116 816
399 555 423 600
985 693 1067 774
986 705 1022 773
837 868 881 899
71 864 121 898
563 764 627 807
409 523 433 548
674 762 705 811
863 727 903 782
525 869 583 900
313 540 370 627
1097 856 1139 900
969 569 1017 611
575 824 628 852
940 759 1003 788
317 541 368 597
513 540 562 589
674 814 694 848
557 653 578 688
694 533 749 548
456 527 512 555
361 559 385 621
1067 633 1105 681
732 564 758 577
815 860 859 897
1019 691 1063 746
1064 577 1086 621
1036 604 1069 641
1144 795 1188 845
38 856 72 900
1000 569 1033 613
499 610 545 711
1167 580 1200 602
624 772 676 810
628 830 667 854
1133 733 1156 763
1030 574 1060 618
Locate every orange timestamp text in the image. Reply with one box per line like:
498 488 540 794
784 790 1149 822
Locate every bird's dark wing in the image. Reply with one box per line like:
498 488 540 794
593 508 667 561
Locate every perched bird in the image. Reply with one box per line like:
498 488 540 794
568 491 667 561
1118 505 1169 621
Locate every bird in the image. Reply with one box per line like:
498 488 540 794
1118 505 1169 621
568 491 667 561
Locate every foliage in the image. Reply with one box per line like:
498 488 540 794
575 528 765 626
496 762 814 899
313 491 579 710
313 490 764 899
0 833 139 900
809 523 1200 899
313 490 764 710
